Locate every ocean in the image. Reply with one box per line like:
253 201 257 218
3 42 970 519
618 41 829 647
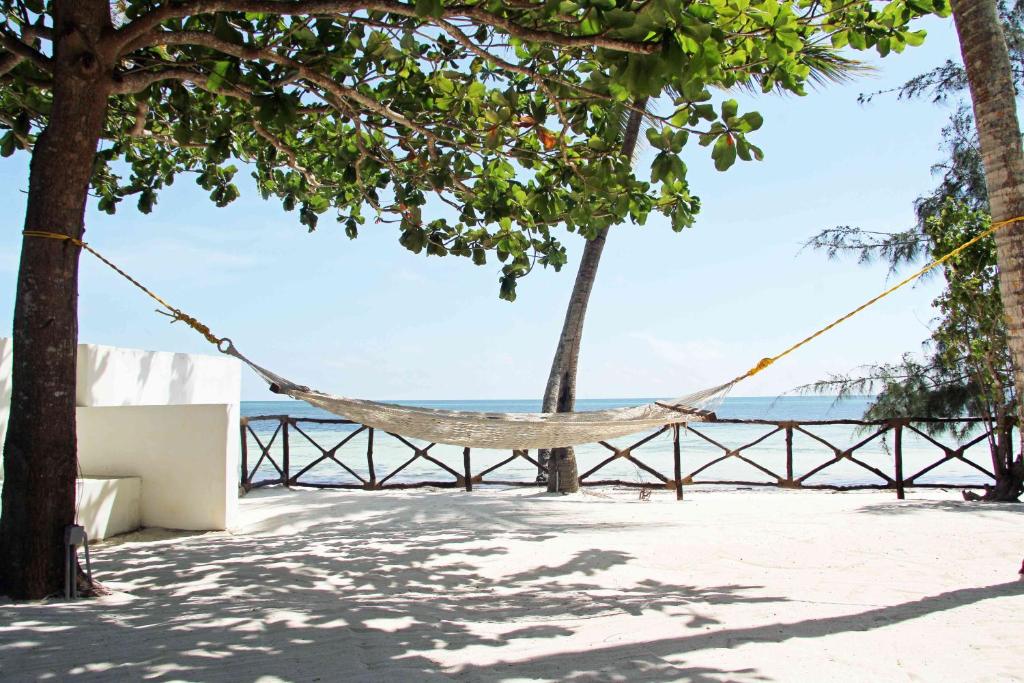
240 396 997 489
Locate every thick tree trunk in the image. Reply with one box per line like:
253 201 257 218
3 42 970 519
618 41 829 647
539 99 648 493
951 0 1024 501
0 0 112 599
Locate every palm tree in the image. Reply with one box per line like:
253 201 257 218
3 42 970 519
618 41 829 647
950 0 1024 500
539 99 647 493
539 49 869 493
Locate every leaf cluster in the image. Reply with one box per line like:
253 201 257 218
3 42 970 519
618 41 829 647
0 0 944 298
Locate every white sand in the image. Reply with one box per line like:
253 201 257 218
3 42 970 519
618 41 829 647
1 486 1022 682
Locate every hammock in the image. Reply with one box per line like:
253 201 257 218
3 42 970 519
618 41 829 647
22 214 1018 451
226 343 728 449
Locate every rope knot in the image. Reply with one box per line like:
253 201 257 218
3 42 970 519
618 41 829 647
167 309 222 346
745 357 774 378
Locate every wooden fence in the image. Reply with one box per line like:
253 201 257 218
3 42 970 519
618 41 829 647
240 415 1008 499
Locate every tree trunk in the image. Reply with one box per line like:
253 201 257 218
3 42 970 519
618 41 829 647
539 99 648 493
951 0 1024 501
0 0 112 599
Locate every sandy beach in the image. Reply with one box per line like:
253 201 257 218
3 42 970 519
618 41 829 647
1 486 1022 682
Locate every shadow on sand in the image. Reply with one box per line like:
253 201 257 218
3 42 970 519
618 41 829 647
1 489 1020 681
854 497 1023 516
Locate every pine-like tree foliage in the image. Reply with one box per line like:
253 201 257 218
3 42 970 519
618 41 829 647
803 3 1022 499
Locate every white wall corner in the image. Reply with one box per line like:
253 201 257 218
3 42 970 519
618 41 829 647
1 337 241 530
77 403 239 530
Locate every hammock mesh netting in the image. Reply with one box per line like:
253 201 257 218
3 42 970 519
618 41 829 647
228 344 728 450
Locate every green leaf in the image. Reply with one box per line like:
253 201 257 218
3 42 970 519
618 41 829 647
345 217 359 239
206 61 232 93
712 134 737 171
603 8 636 28
721 99 738 120
736 137 750 161
0 132 14 158
415 0 443 18
499 275 517 302
739 111 763 132
213 15 246 45
646 127 667 150
903 30 927 47
694 104 716 121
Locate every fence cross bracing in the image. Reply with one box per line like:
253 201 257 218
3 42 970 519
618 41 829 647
240 415 1013 500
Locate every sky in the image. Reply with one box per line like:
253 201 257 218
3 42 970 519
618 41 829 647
0 16 970 402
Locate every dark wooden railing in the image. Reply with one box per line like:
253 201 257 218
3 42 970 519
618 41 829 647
240 415 1010 499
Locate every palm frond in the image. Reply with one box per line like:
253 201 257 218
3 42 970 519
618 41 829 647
616 102 653 165
622 46 869 166
732 45 874 95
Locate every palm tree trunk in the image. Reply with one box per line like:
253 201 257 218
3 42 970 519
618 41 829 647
0 0 112 598
539 98 648 493
951 0 1024 500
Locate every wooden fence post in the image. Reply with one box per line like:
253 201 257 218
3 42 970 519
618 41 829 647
1002 418 1015 478
894 421 905 500
785 424 794 485
464 447 472 492
240 419 249 489
367 427 376 489
282 417 290 487
673 425 683 501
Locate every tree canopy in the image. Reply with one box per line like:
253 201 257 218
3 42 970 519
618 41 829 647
1 0 944 299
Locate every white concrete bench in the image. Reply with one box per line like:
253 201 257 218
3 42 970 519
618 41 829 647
77 476 142 540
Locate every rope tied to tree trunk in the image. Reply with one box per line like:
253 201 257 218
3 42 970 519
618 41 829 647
20 230 226 347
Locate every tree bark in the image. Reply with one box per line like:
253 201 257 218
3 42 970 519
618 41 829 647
951 0 1024 501
0 0 113 599
539 99 648 493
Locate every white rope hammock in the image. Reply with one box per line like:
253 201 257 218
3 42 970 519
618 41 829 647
225 343 727 449
28 213 1024 451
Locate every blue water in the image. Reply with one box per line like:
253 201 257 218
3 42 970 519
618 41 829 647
245 395 872 420
240 396 998 489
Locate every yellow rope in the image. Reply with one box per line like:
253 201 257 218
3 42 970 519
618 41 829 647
21 230 225 347
21 214 1024 381
733 214 1024 382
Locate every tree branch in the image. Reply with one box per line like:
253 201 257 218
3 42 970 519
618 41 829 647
112 66 224 94
129 100 150 136
0 33 51 73
119 31 478 155
0 51 22 77
0 111 32 148
115 0 659 57
252 121 322 189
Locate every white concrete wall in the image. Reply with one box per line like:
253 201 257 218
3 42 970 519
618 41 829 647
0 337 240 533
77 342 240 408
77 403 238 530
